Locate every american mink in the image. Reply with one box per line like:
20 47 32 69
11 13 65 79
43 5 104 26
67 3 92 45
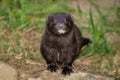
40 12 90 75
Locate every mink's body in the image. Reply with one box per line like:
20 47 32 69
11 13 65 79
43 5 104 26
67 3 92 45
40 12 90 75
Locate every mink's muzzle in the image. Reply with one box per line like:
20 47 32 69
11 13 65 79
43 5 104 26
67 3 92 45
55 23 67 34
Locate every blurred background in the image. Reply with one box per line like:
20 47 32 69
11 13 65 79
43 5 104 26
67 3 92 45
0 0 120 79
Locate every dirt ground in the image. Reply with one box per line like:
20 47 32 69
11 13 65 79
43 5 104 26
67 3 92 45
1 26 120 80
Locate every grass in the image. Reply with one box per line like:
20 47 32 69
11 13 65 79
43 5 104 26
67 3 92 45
0 0 120 79
80 8 110 56
78 1 120 79
89 8 110 54
0 0 74 29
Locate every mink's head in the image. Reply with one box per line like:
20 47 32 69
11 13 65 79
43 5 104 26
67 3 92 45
46 12 74 35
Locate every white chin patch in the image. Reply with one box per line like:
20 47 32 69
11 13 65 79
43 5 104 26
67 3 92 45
58 29 66 34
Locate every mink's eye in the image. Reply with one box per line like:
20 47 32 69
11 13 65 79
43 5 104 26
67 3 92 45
64 19 70 26
51 22 55 25
64 19 68 25
64 19 67 23
49 21 55 27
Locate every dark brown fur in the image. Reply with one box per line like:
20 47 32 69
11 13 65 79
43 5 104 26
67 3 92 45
40 12 90 75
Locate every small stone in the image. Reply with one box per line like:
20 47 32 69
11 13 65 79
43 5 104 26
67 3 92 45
0 61 17 80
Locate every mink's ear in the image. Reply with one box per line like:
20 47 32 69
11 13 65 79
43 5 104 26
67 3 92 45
66 13 71 16
65 13 73 26
46 14 54 25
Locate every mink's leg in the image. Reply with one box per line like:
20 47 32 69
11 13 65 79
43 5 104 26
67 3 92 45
40 46 58 72
61 53 74 75
62 64 73 75
47 63 58 72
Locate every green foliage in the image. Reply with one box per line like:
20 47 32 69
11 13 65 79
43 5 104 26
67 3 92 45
0 0 74 29
81 9 110 55
116 7 120 26
77 4 82 17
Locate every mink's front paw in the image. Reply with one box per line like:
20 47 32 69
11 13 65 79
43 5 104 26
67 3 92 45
62 65 73 75
47 63 58 72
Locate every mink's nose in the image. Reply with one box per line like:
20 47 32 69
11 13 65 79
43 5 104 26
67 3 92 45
57 24 65 29
59 24 64 28
55 23 66 30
